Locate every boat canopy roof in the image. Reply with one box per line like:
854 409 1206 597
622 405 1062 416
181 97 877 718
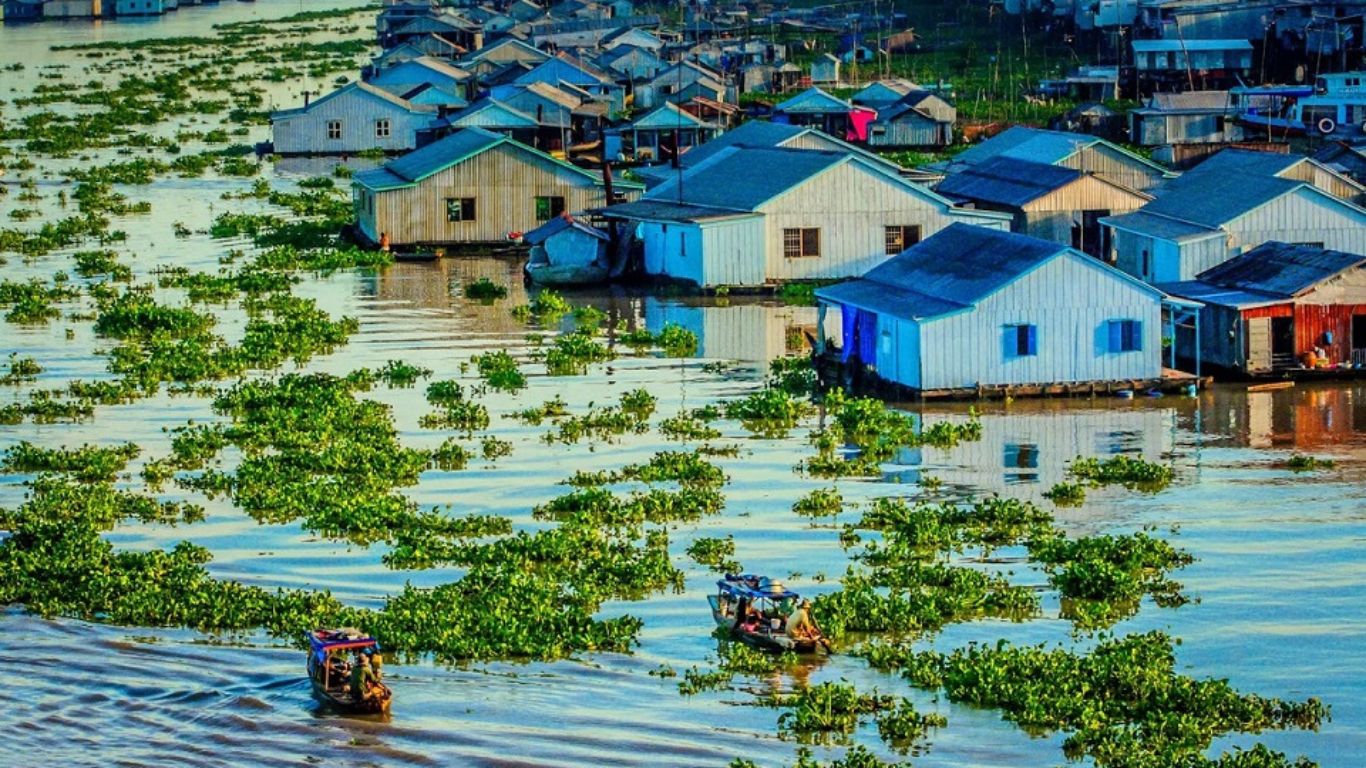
717 574 800 602
309 629 380 656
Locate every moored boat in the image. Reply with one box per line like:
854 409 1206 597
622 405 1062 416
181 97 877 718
708 574 830 654
306 628 392 714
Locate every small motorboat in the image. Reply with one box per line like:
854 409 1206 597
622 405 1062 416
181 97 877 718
708 574 830 654
306 628 392 714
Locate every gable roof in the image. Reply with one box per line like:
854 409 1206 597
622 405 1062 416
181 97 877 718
523 213 610 244
514 51 612 87
271 81 435 120
775 87 855 114
935 157 1086 207
1172 148 1366 198
370 56 472 85
448 98 540 128
643 146 850 211
1195 241 1366 298
400 82 470 108
1145 90 1233 111
647 120 905 182
631 101 715 130
462 36 550 65
852 79 918 106
816 223 1163 321
353 126 640 191
950 125 1173 177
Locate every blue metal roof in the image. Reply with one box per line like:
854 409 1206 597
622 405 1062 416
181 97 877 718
644 147 848 211
1196 241 1366 298
775 86 855 114
1171 148 1301 185
1155 280 1284 310
815 277 967 320
1100 209 1221 241
1141 173 1303 228
385 126 506 183
935 157 1083 207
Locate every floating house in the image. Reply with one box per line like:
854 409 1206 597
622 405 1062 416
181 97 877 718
512 52 623 114
621 102 719 161
599 146 1009 288
1129 91 1242 147
1103 173 1366 283
457 37 550 80
1158 242 1366 372
1171 148 1366 204
352 127 642 247
773 87 876 142
270 82 439 156
1132 39 1253 92
813 224 1172 394
115 0 165 16
866 90 956 149
850 79 919 111
936 125 1176 193
1314 141 1366 185
935 157 1152 257
811 53 839 85
635 60 727 110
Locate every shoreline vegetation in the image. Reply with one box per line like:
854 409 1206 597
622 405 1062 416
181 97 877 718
0 4 1336 768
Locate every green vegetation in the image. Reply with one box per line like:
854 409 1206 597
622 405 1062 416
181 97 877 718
793 487 844 518
1285 454 1335 472
472 350 527 392
686 536 739 573
1068 455 1173 491
462 277 508 301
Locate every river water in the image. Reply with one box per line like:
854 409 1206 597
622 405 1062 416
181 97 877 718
1 3 1364 767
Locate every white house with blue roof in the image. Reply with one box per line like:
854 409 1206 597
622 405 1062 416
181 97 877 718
1103 174 1366 283
937 125 1176 193
814 224 1169 392
352 127 642 247
599 146 1010 288
270 81 439 156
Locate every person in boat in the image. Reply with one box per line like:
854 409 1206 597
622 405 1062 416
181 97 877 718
350 652 375 700
786 599 819 640
369 652 384 684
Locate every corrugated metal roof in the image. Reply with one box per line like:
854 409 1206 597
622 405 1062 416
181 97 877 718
1154 280 1283 309
1101 209 1221 241
594 199 760 222
934 157 1082 207
523 214 610 244
631 102 713 130
353 166 410 191
385 127 506 182
814 278 966 321
1173 148 1299 183
1196 241 1366 297
1133 39 1253 53
644 147 847 211
1147 90 1233 111
1142 173 1302 227
775 87 854 114
449 99 540 128
952 125 1096 167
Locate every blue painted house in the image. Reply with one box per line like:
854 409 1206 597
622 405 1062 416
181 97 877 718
367 56 473 102
815 224 1170 392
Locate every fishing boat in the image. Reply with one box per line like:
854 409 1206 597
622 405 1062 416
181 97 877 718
708 574 829 654
306 628 392 714
522 214 613 287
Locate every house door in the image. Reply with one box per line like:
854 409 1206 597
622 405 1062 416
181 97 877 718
1353 314 1366 366
1271 317 1296 369
1070 210 1108 258
1246 317 1272 371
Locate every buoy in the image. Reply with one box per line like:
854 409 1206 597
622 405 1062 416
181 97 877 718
1318 117 1337 135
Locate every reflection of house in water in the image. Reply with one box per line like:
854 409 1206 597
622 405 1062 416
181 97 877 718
889 405 1179 498
1203 384 1366 450
642 297 843 362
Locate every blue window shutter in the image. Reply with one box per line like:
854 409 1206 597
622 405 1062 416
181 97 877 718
1027 325 1037 356
1108 320 1123 353
1129 320 1143 352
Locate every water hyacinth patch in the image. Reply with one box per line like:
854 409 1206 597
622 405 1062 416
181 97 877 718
461 277 507 301
472 350 527 392
1067 454 1174 491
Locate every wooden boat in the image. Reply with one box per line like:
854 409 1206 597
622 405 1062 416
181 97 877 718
708 574 830 654
306 628 392 715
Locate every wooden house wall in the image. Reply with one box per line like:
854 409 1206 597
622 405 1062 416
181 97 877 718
866 112 950 148
1133 111 1242 146
1022 176 1149 246
47 0 99 15
1224 189 1366 261
362 144 635 245
273 93 432 155
758 162 1008 283
912 254 1162 389
1059 145 1168 192
1280 163 1365 203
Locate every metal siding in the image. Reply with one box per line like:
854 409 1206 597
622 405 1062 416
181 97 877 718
914 254 1162 389
1060 145 1167 192
758 162 1000 283
1223 188 1366 265
274 91 430 154
372 143 632 245
1021 175 1149 246
699 218 766 287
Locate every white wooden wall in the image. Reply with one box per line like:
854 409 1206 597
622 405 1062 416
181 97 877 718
274 91 432 154
910 253 1163 389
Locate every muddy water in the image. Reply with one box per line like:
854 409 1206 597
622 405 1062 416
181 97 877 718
2 3 1365 767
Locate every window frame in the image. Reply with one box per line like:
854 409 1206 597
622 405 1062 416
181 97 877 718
1108 319 1143 353
374 118 392 139
534 195 566 221
783 227 821 258
326 120 342 140
446 197 476 223
1007 323 1038 358
883 224 922 256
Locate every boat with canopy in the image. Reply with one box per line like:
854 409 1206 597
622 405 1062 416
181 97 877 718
707 574 830 654
306 628 392 714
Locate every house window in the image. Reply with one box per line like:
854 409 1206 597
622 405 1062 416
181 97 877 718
783 227 821 258
326 120 342 140
884 225 922 255
535 195 565 221
1108 319 1143 353
375 119 392 139
446 197 476 222
1007 324 1037 358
